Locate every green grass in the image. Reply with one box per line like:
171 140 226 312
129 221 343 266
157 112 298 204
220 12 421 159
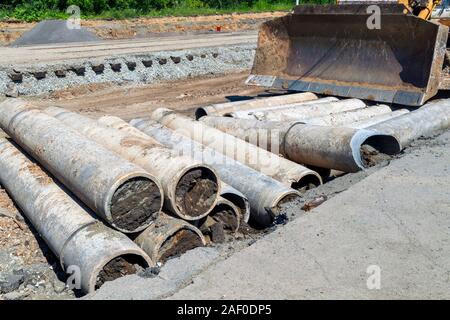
0 1 297 22
0 0 334 22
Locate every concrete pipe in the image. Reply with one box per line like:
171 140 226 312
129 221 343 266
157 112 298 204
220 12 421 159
134 213 206 263
195 197 241 243
150 108 322 190
283 124 401 172
200 116 297 154
350 109 410 129
199 116 400 172
45 107 220 222
98 116 300 227
194 92 318 119
0 99 162 233
248 99 366 121
226 97 339 119
0 138 153 294
302 105 393 126
368 99 450 149
220 182 250 224
200 117 329 180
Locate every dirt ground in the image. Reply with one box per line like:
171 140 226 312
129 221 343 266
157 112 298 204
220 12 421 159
0 11 286 45
27 72 270 119
2 70 449 300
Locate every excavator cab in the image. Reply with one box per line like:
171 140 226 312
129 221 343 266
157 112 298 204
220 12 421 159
246 3 449 106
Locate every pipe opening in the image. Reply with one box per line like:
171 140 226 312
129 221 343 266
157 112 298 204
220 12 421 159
305 165 332 182
290 174 321 193
175 167 219 218
159 228 204 262
210 203 239 232
265 193 302 226
95 254 149 290
195 108 207 120
221 193 247 221
110 177 162 231
360 135 401 168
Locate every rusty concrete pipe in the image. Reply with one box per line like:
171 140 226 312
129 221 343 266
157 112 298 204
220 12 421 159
194 92 318 119
220 182 250 224
199 116 400 172
350 109 410 129
134 213 206 263
247 99 366 121
302 105 393 126
150 108 322 190
225 97 339 119
44 107 220 222
0 99 162 233
368 99 450 149
0 138 153 294
98 116 300 227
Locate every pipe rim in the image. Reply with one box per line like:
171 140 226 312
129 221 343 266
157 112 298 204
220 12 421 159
152 223 206 262
171 164 221 221
220 192 250 224
350 130 401 170
213 198 241 233
86 248 153 294
104 171 164 233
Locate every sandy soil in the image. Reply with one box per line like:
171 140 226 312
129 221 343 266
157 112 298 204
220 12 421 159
27 72 271 119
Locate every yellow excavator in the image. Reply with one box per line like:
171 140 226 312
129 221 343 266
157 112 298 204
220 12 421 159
246 0 450 106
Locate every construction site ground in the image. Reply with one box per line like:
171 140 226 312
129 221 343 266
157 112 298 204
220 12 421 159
1 70 449 300
1 11 450 299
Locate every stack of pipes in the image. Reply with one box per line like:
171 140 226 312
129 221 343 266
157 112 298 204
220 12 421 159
195 92 450 175
0 98 314 294
0 99 224 294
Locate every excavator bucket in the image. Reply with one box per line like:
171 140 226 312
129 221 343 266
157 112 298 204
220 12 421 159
246 4 449 106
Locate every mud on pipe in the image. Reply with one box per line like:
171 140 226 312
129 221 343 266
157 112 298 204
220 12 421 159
0 99 163 233
0 138 153 294
98 116 300 227
45 107 220 221
133 213 206 263
150 108 322 191
194 197 241 244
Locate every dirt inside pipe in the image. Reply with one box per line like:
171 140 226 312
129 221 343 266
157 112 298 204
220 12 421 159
159 229 204 262
175 168 218 218
110 177 162 231
360 144 392 167
95 255 144 289
211 204 239 232
291 175 321 193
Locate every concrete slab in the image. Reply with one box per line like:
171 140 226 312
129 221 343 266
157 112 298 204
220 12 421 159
168 131 450 300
